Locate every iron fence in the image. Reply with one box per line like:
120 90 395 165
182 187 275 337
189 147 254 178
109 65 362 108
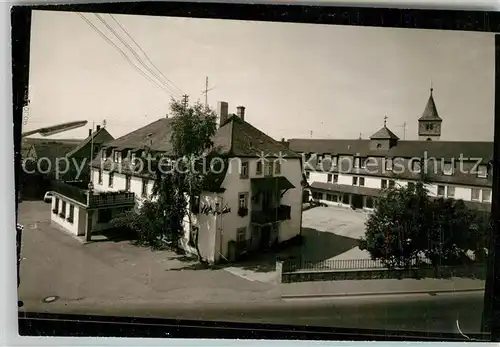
282 257 425 273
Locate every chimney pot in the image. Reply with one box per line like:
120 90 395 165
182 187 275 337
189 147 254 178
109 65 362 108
88 129 92 137
217 101 229 127
96 125 101 131
236 106 245 121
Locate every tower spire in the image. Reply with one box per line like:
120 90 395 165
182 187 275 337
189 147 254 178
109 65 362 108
430 80 433 94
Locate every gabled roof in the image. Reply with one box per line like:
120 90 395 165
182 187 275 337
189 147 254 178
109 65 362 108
65 126 114 158
104 118 176 154
370 126 400 140
213 115 301 158
419 89 442 121
29 142 79 161
100 115 301 159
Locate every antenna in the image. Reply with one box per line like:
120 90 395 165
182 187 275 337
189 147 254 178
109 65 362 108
201 76 216 106
399 122 407 140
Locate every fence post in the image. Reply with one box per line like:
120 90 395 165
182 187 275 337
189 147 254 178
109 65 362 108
276 260 283 285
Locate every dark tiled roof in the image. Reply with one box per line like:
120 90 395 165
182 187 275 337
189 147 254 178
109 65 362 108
288 139 493 163
310 181 380 197
100 115 301 159
214 115 301 158
65 127 114 158
419 91 442 121
104 118 176 154
370 126 400 140
30 142 79 161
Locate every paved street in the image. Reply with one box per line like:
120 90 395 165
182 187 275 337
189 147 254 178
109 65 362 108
18 201 278 309
17 201 488 336
19 290 486 335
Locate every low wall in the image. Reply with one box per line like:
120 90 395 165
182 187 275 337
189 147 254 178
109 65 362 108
280 264 486 284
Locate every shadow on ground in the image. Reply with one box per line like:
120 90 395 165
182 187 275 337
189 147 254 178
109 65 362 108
169 226 359 273
91 228 139 243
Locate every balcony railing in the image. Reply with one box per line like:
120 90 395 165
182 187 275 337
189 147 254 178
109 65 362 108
251 204 291 225
51 180 135 208
88 191 135 208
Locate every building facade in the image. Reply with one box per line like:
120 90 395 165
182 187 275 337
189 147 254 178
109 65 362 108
288 88 493 212
90 102 304 263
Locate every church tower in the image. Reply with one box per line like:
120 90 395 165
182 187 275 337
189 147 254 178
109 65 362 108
418 87 442 141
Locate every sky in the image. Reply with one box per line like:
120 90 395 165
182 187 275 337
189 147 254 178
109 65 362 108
26 10 495 143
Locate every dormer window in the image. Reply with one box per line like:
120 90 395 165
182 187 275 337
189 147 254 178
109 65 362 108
385 158 393 171
477 165 488 178
442 162 454 176
412 160 421 173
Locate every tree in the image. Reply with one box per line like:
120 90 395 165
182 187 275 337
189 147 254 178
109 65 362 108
112 97 220 259
360 179 490 268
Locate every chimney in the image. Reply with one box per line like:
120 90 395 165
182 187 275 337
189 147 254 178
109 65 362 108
236 106 245 121
96 125 101 131
217 101 229 127
88 129 92 137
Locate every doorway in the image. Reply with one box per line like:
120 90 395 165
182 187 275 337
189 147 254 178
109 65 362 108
260 224 271 249
352 194 363 209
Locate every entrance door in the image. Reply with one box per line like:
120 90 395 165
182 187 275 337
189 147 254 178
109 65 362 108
352 194 363 209
260 225 271 249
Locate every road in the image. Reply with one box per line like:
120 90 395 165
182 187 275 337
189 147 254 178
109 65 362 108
19 291 485 335
17 201 487 336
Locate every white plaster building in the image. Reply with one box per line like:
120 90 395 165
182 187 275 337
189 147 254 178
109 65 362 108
90 102 304 263
288 88 492 212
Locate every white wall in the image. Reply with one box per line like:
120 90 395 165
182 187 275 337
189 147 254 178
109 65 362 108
51 194 84 236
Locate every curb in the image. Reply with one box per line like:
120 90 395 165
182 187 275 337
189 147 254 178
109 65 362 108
281 288 485 300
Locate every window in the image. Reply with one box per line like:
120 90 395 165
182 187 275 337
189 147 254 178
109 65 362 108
98 170 103 185
447 186 455 198
238 193 248 209
236 227 246 243
352 177 358 185
333 174 338 183
354 157 360 168
407 182 415 190
264 161 274 176
317 155 323 165
125 175 131 191
482 189 492 202
359 158 366 168
240 161 249 179
359 177 365 186
312 191 323 200
385 158 393 171
326 194 337 202
471 188 480 201
442 162 454 176
60 201 66 218
381 179 388 189
305 171 310 180
274 160 281 175
437 185 445 197
477 165 488 178
389 180 396 189
113 151 120 163
68 204 75 223
108 172 114 187
412 160 421 173
327 174 333 183
141 178 149 198
256 161 263 175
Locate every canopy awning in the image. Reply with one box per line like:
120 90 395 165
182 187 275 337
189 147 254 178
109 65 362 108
251 176 295 194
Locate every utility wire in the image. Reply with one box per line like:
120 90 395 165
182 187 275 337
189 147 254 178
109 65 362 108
108 13 184 96
93 13 181 98
77 12 174 96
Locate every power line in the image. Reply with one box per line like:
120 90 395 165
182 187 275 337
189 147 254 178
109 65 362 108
93 13 181 98
77 12 174 96
108 13 184 96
